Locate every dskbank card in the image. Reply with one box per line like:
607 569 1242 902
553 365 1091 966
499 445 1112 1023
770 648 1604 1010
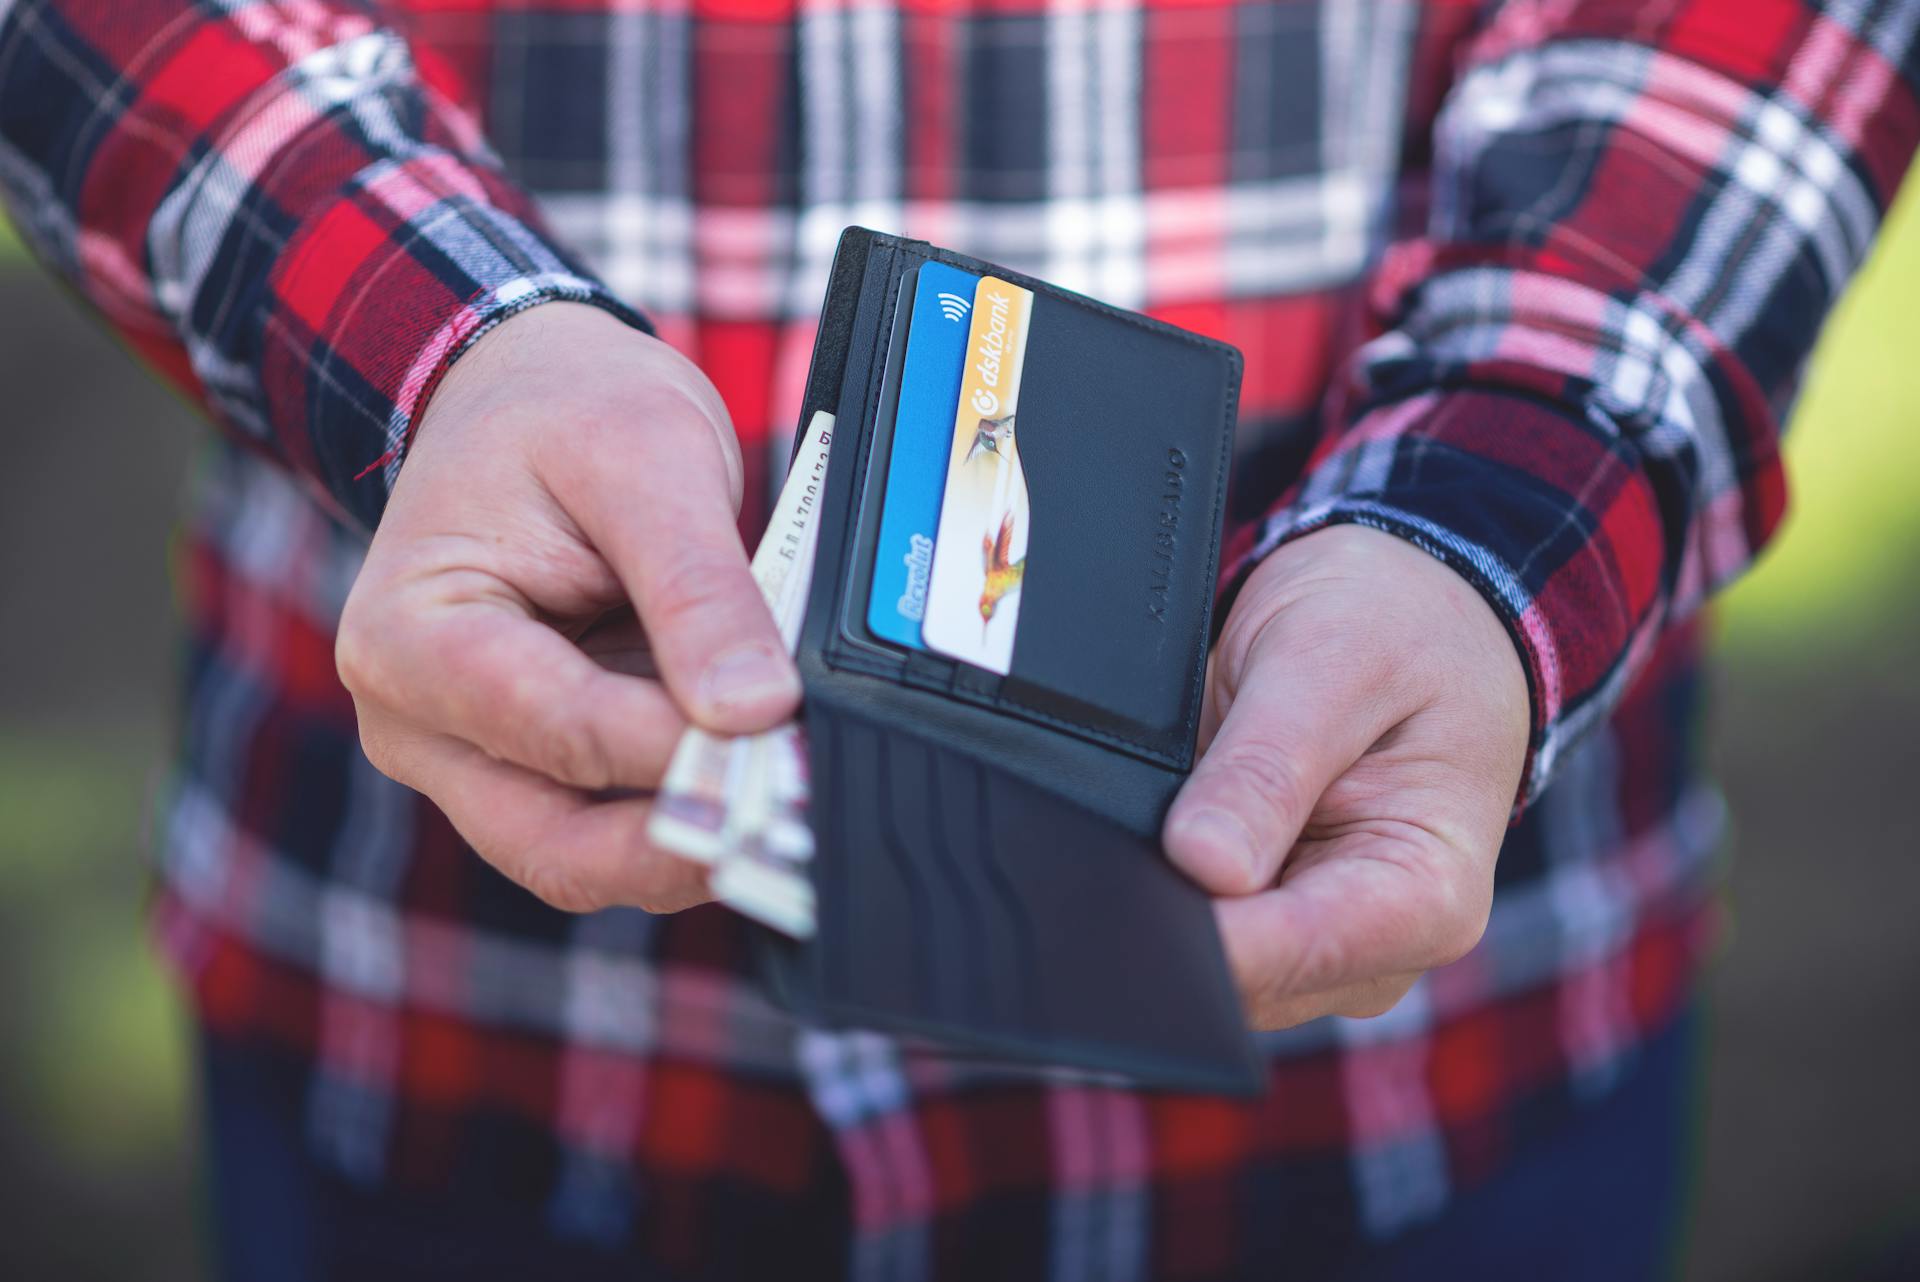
921 275 1033 675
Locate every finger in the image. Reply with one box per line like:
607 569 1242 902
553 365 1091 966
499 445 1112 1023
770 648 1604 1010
560 390 800 736
392 732 713 915
1164 623 1406 896
1237 972 1420 1032
343 601 687 792
1213 829 1492 1005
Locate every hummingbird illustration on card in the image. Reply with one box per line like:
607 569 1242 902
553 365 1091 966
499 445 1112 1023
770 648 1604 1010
922 276 1034 674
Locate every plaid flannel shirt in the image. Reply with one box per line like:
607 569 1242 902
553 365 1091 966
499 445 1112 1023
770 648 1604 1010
4 0 1917 1275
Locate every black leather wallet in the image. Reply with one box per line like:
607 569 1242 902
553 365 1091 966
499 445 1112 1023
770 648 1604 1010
755 228 1262 1095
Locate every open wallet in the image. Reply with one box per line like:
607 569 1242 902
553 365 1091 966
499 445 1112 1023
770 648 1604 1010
753 228 1263 1095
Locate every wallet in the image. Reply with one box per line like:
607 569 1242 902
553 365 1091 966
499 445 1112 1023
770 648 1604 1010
754 228 1263 1095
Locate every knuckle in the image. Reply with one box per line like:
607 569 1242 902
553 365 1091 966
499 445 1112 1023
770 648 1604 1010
1241 928 1342 1014
632 885 705 916
1387 642 1448 709
1246 988 1289 1032
1248 993 1319 1033
1245 999 1282 1032
1425 874 1493 969
1213 742 1313 830
1213 600 1278 684
1339 981 1413 1021
670 392 744 492
436 621 500 689
517 854 609 916
1276 925 1344 996
628 847 712 915
1438 912 1491 970
355 720 401 780
526 707 614 790
334 608 387 701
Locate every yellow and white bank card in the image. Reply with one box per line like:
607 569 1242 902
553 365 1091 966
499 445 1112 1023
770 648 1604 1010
921 276 1033 674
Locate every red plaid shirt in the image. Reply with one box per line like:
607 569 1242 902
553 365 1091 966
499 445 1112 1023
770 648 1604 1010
3 0 1916 1275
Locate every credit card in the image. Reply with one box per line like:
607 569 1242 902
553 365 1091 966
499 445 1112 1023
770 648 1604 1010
866 261 981 650
921 275 1033 674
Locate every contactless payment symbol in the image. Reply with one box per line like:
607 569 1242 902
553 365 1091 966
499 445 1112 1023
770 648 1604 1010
936 292 972 323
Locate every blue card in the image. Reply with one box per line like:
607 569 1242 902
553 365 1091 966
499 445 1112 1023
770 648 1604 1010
867 261 979 650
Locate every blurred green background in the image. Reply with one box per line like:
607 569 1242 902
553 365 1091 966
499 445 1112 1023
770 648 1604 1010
2 188 1917 1280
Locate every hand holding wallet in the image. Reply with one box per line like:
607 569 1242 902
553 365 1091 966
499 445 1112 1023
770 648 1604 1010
660 228 1262 1094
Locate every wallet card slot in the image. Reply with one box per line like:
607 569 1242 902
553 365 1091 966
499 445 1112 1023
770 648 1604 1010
820 256 1236 768
814 241 1236 771
919 742 1017 1026
994 291 1237 765
812 246 989 686
831 262 918 670
813 700 1039 1029
962 755 1045 1032
796 697 1260 1094
877 729 959 1017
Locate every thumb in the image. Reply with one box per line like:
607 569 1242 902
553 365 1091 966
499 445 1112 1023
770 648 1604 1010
561 357 800 735
1164 622 1401 897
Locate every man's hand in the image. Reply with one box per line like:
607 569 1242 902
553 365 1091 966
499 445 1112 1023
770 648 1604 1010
337 303 798 915
1164 526 1530 1030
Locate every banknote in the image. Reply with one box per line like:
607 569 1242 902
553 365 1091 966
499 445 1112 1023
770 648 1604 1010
647 410 832 864
709 725 815 938
649 410 831 938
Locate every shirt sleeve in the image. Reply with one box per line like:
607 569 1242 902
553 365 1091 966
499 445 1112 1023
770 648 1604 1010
1224 0 1920 808
0 0 647 528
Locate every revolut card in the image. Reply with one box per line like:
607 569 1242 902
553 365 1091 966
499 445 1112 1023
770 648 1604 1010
921 275 1033 674
867 261 980 650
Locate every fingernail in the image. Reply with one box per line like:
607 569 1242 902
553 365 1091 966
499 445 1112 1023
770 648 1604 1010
1171 808 1262 889
700 642 800 717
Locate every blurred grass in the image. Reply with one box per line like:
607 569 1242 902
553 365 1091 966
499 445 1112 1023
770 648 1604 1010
1720 177 1920 663
0 212 190 1179
0 734 189 1168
